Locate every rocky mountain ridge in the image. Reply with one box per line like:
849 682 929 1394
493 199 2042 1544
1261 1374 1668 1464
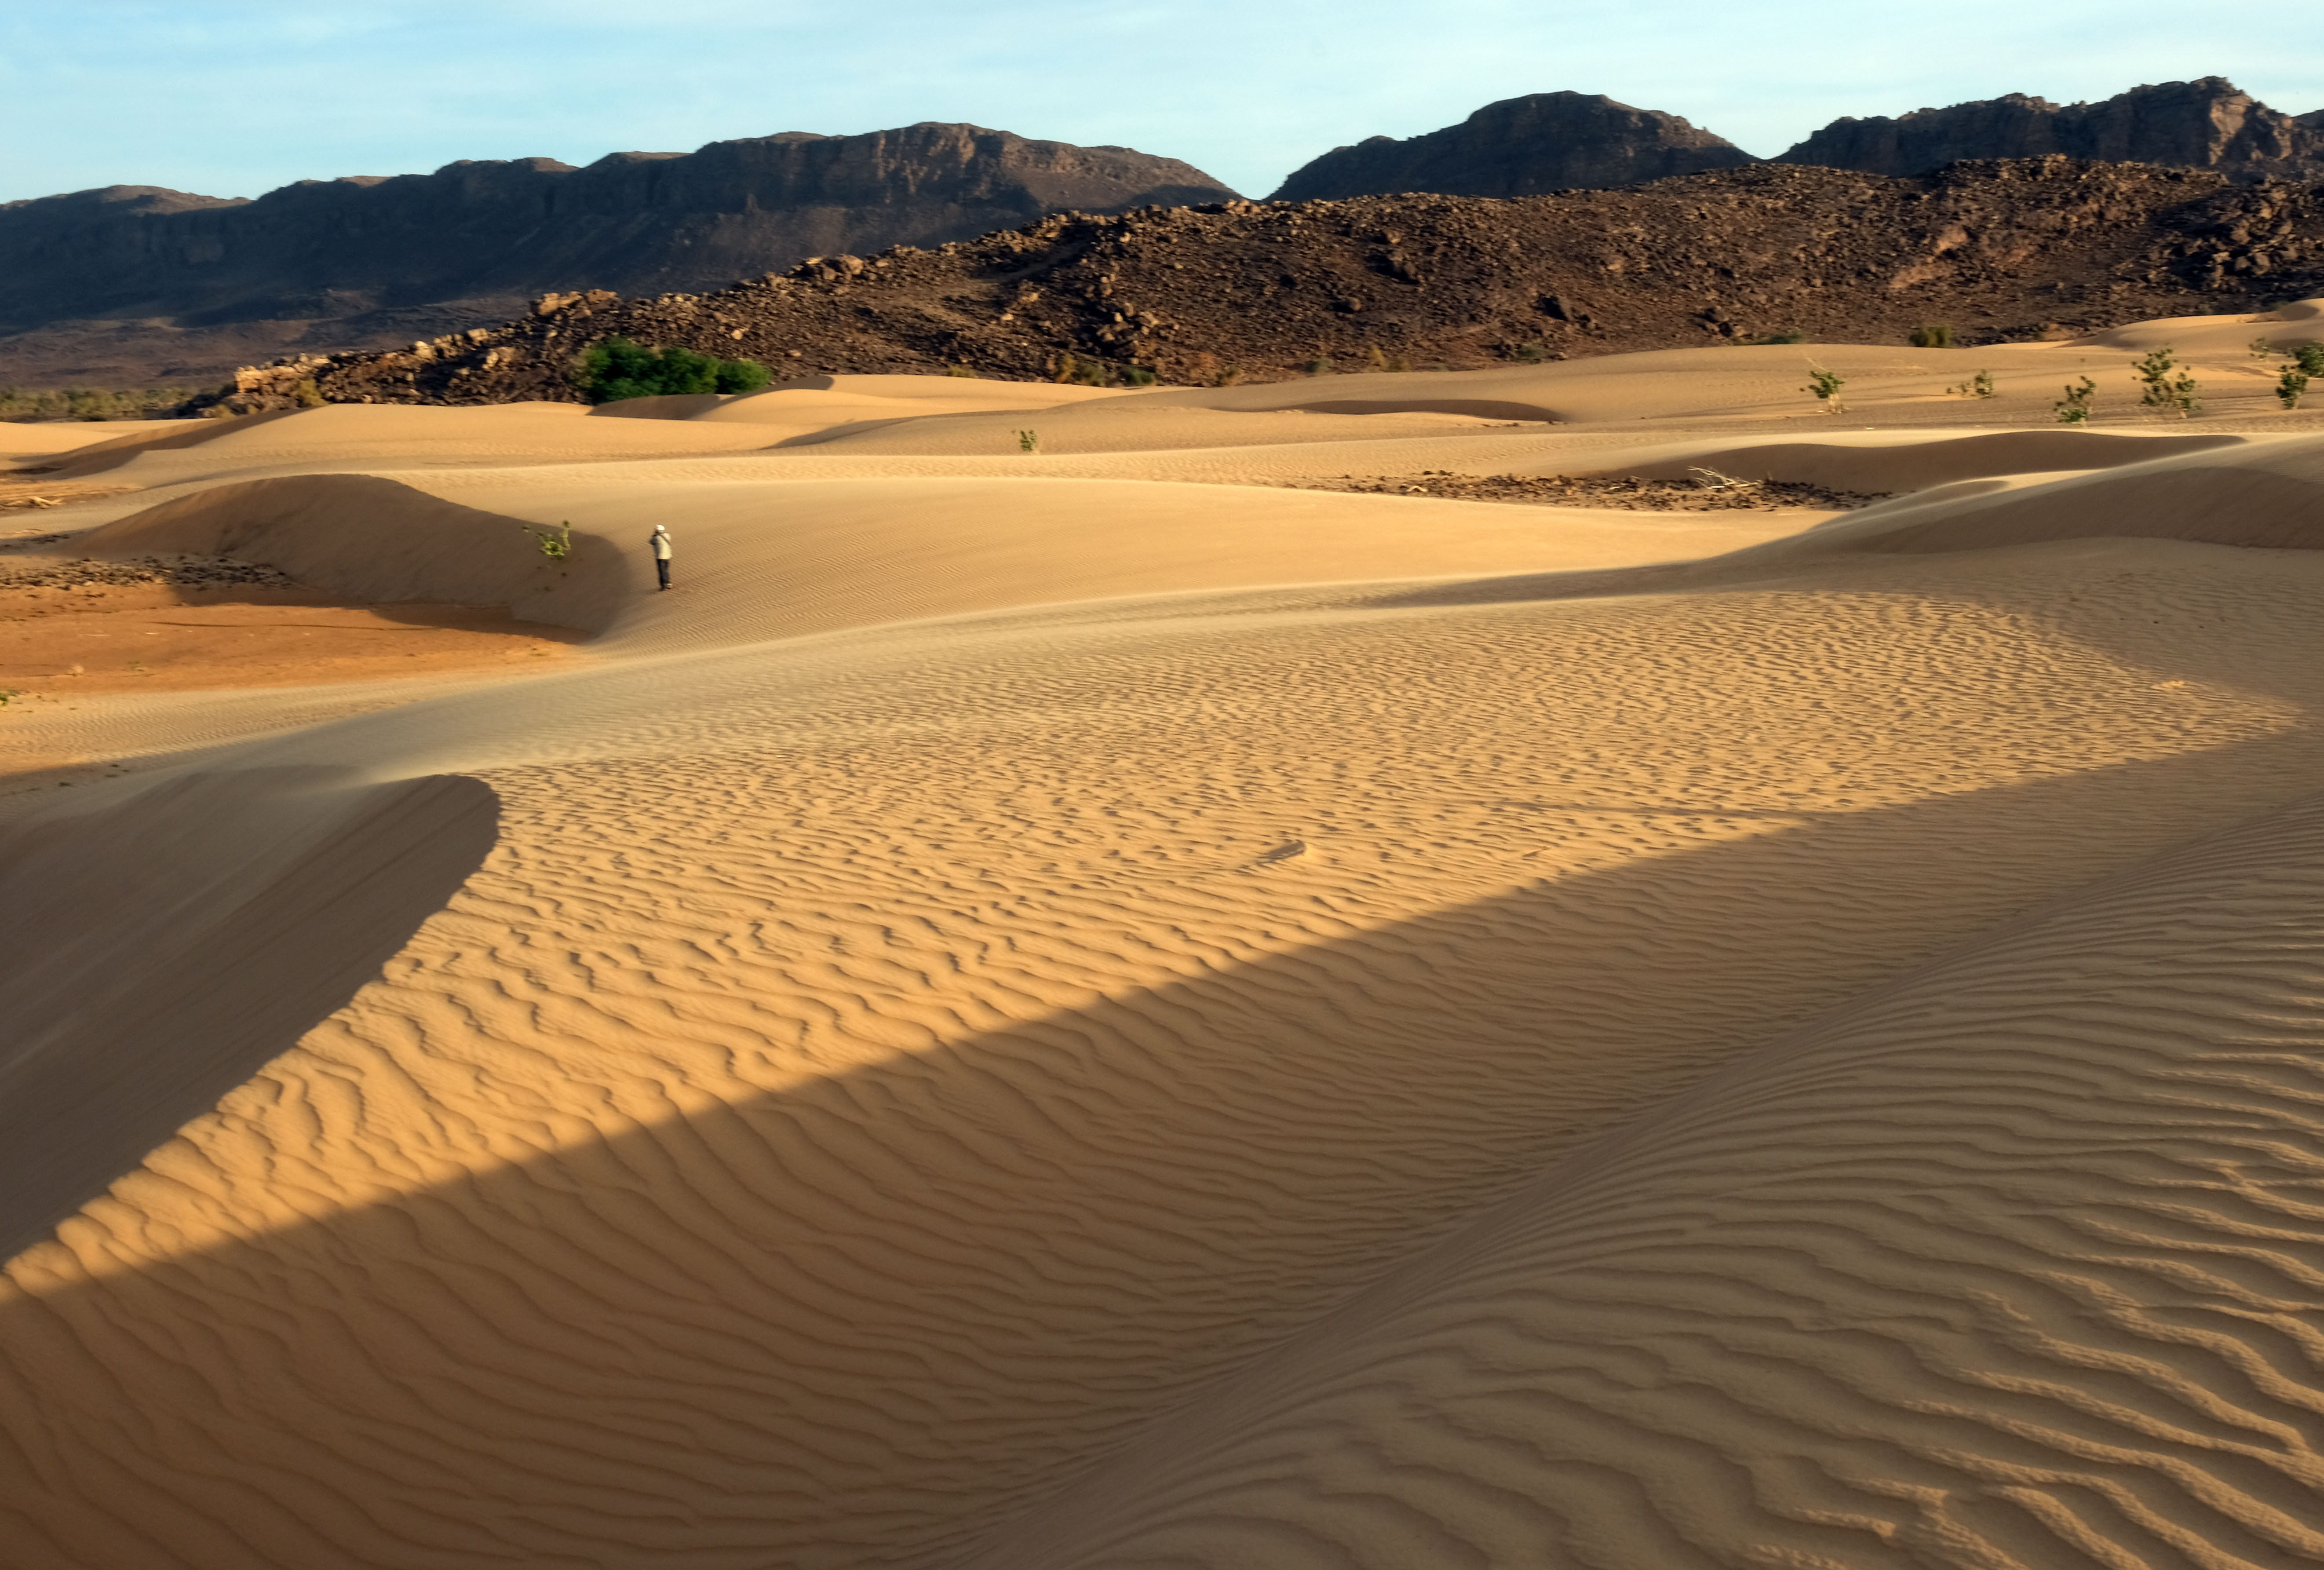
0 124 1236 388
11 80 2323 393
1271 93 1753 201
195 157 2324 414
1776 78 2324 180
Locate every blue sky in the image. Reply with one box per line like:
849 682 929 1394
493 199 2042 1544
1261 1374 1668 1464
4 0 2319 204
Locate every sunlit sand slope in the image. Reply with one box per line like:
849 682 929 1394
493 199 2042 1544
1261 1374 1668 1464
965 783 2324 1570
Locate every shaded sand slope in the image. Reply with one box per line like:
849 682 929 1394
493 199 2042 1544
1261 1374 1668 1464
963 780 2324 1570
77 474 627 629
0 768 496 1258
1391 432 2324 611
1803 432 2324 556
13 526 2324 1566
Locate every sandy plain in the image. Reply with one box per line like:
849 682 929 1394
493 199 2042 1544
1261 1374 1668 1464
5 305 2324 1569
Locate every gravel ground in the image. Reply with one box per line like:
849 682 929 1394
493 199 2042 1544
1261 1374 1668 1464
1268 470 1891 511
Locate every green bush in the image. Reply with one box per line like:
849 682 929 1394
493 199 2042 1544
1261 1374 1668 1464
522 521 573 560
573 336 770 403
2133 347 2200 418
2280 366 2310 411
2055 376 2096 424
2293 342 2324 378
1909 323 1956 349
1802 368 1845 411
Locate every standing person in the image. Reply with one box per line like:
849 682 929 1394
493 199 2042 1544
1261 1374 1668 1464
650 524 673 590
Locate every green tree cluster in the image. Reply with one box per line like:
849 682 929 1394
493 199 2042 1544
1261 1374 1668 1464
573 337 770 403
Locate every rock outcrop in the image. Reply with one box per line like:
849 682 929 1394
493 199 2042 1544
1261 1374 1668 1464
192 158 2324 415
1780 78 2324 180
0 124 1238 387
1270 93 1755 201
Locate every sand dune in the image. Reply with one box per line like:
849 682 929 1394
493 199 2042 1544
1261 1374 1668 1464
10 314 2324 1569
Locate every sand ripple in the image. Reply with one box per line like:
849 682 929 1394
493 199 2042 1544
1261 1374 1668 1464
970 789 2324 1569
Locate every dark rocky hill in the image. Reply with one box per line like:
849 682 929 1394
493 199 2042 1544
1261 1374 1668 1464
0 124 1237 388
1271 93 1753 201
1779 79 2324 180
196 158 2324 414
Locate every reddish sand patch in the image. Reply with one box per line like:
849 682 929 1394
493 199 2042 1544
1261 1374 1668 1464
0 584 582 697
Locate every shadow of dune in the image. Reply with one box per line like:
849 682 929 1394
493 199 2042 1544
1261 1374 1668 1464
0 768 497 1260
80 473 633 630
7 719 2324 1568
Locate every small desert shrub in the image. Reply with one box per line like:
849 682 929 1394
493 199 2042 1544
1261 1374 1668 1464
2252 336 2280 359
1364 346 1388 372
522 521 573 560
1304 356 1335 376
2293 342 2324 378
1016 429 1039 453
2280 366 2311 410
1946 369 1996 399
291 378 327 409
945 364 979 378
2133 347 2200 418
1747 331 1806 346
1123 366 1157 387
1802 368 1846 412
1514 343 1546 364
574 336 770 402
2056 376 2097 424
1910 323 1956 349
